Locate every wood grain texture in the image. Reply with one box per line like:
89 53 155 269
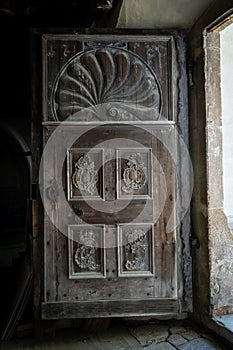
32 30 191 320
42 125 178 310
42 34 176 122
42 299 179 319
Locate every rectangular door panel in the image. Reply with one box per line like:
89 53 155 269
43 124 178 312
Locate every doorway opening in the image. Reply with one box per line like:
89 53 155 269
204 13 233 332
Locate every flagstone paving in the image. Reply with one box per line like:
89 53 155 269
0 321 229 350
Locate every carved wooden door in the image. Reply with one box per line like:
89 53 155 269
40 33 192 319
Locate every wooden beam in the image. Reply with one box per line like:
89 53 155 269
42 299 179 319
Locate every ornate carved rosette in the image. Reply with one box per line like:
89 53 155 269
74 230 99 271
72 155 98 196
125 229 147 271
122 153 147 193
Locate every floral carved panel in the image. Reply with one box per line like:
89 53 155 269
117 224 154 277
72 155 98 196
117 148 152 199
68 225 106 279
67 148 104 200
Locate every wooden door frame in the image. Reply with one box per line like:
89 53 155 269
31 28 191 326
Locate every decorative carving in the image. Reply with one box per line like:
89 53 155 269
96 0 113 11
106 105 135 121
46 178 59 209
47 44 55 58
122 153 147 193
72 205 83 217
74 230 99 271
144 43 167 68
72 155 98 196
145 43 160 64
125 229 147 271
132 43 141 51
63 44 71 57
52 47 161 121
83 41 128 50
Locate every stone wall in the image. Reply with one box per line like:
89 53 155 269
188 0 233 324
116 0 213 29
205 21 233 316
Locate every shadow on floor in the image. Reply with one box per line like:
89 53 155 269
0 318 231 350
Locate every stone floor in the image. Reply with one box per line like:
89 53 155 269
0 320 230 350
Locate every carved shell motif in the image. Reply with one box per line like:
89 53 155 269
52 47 161 121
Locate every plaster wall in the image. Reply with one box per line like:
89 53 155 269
117 0 213 29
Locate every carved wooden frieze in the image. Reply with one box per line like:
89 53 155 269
67 148 103 200
68 225 106 279
117 148 152 199
43 35 176 122
117 224 154 277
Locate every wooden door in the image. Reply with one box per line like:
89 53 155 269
39 33 192 319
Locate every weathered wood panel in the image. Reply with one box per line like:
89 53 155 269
38 31 191 319
42 299 179 319
43 35 176 122
42 124 178 310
